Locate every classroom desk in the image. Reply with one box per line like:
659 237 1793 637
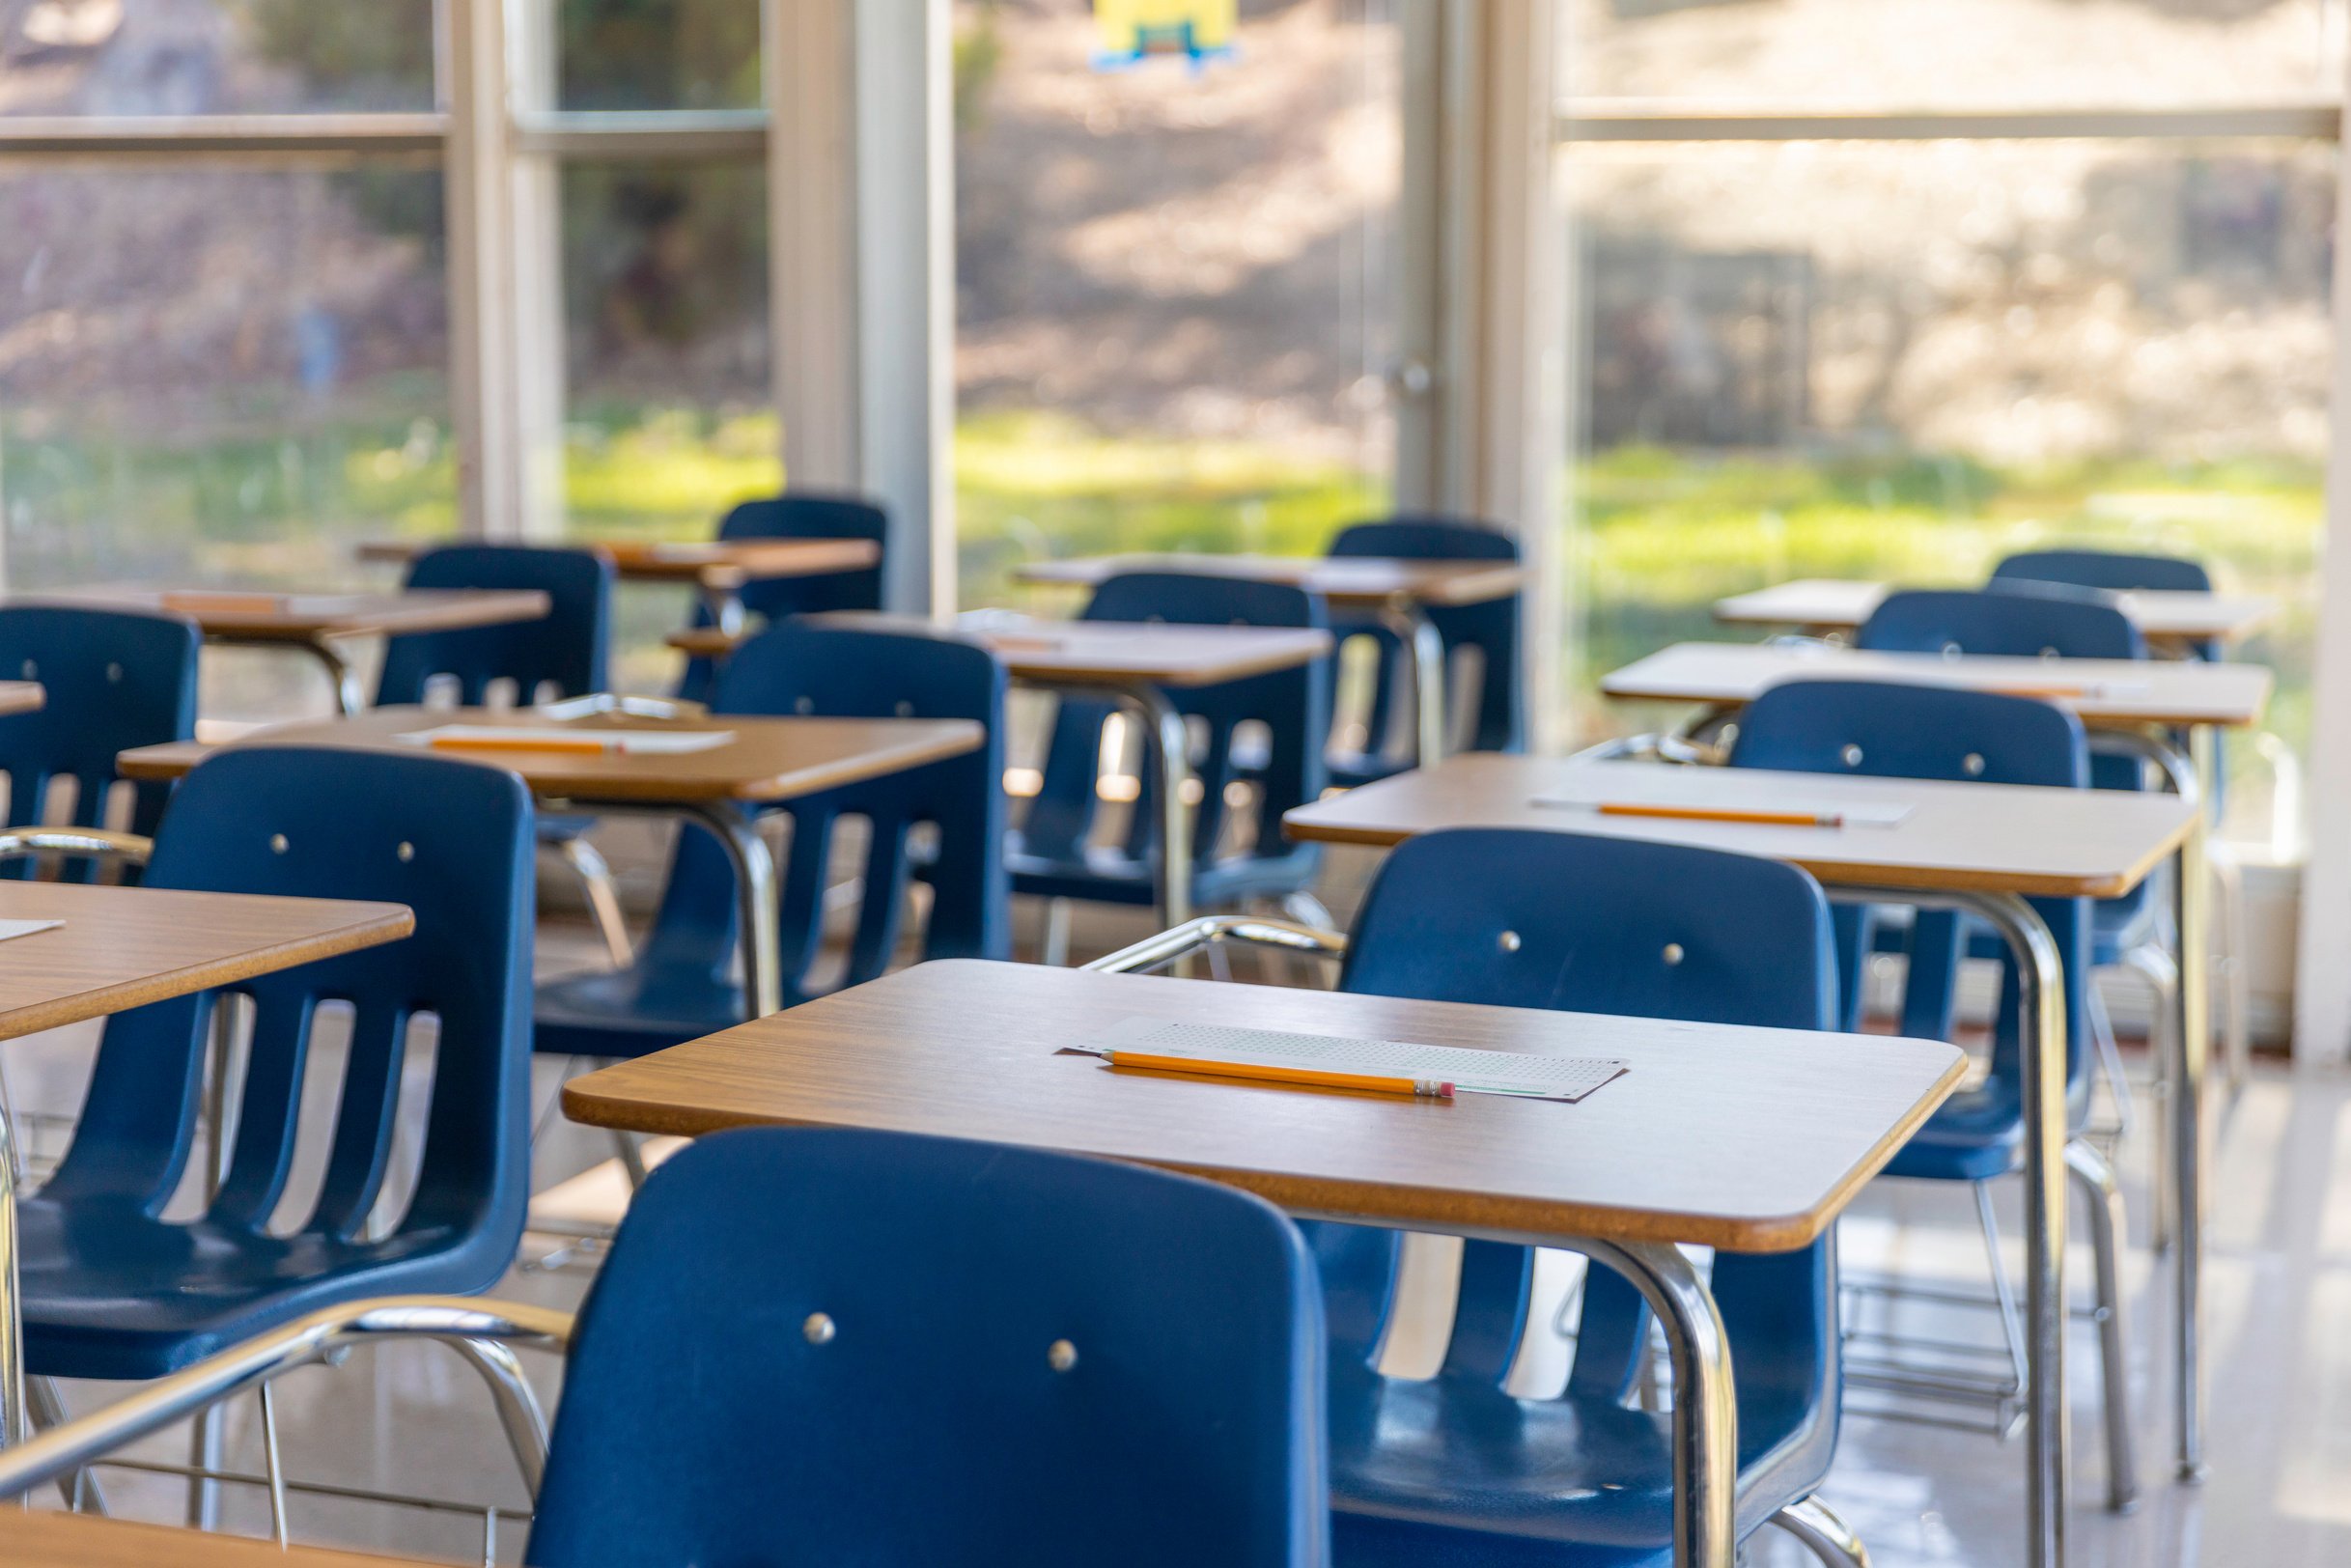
116 705 983 1020
359 537 880 635
1712 577 2278 653
563 958 1966 1568
0 1511 439 1567
12 588 552 718
0 882 414 1452
1287 754 2194 1566
1016 553 1526 769
1596 644 2270 1545
674 614 1335 930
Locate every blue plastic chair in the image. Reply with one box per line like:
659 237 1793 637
526 1126 1329 1568
1993 547 2213 646
376 545 613 708
0 605 199 882
1992 545 2227 799
676 492 889 703
1010 573 1329 921
533 621 1009 1060
21 745 536 1381
1856 586 2145 665
1326 516 1524 784
1859 586 2168 1129
1730 679 2134 1506
372 543 629 965
1310 827 1858 1568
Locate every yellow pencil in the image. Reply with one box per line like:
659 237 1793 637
1594 801 1841 829
428 733 615 755
1101 1050 1452 1099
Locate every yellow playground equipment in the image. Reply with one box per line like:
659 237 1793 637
1093 0 1236 67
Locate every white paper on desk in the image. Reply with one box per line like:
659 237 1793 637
0 919 64 942
1529 792 1913 828
1086 1017 1629 1103
393 725 736 755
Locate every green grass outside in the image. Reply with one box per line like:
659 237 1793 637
0 400 2322 820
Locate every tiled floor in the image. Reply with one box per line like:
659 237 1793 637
10 910 2350 1566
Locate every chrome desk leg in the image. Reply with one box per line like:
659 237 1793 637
2175 725 2216 1480
1379 599 1447 770
296 637 366 717
2065 1137 2138 1513
0 1106 21 1454
2100 725 2208 1481
1843 884 2067 1568
685 803 782 1021
1117 683 1194 934
1578 1238 1736 1568
545 798 783 1019
1973 888 2070 1565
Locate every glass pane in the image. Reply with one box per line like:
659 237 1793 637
558 159 775 685
0 2 437 116
953 0 1402 614
0 166 452 718
557 0 763 110
1563 0 2341 110
1562 137 2332 850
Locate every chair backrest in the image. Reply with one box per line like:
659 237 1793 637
526 1126 1329 1568
43 747 535 1278
1992 547 2212 596
1329 827 1839 1454
1329 515 1524 756
1857 586 2144 662
376 545 613 707
630 622 1009 1018
673 494 891 704
714 491 889 622
1730 678 2093 1103
0 606 199 875
1992 545 2221 666
1022 573 1329 875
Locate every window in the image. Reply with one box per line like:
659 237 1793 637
1557 7 2338 853
0 1 437 116
952 0 1404 615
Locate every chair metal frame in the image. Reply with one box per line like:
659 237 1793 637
0 1296 567 1558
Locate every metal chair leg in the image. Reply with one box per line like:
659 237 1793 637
2066 1136 2140 1513
2124 942 2182 1253
2208 842 2252 1095
26 1377 103 1513
1973 1181 2029 1401
185 1404 222 1528
2083 981 2135 1140
1041 897 1074 967
611 1126 649 1190
555 837 632 967
1771 1496 1871 1568
257 1382 290 1548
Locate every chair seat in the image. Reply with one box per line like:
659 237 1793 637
536 812 597 845
534 963 789 1061
1328 1360 1828 1554
1882 1078 2028 1182
1008 842 1323 907
1328 751 1412 790
20 1195 506 1381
